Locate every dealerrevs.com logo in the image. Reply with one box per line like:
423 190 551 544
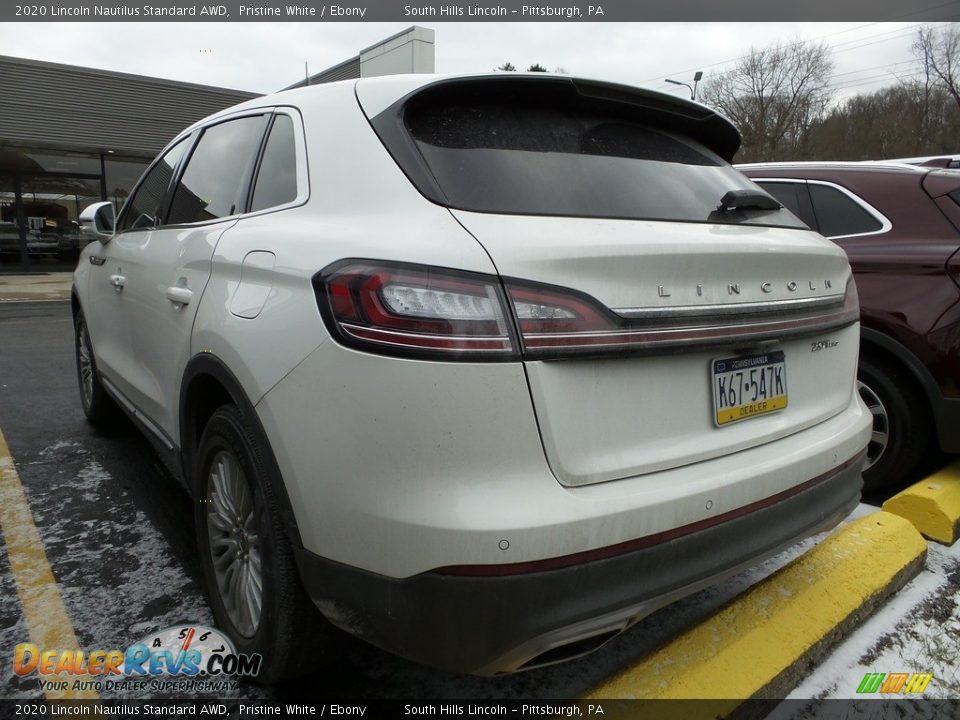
13 624 262 693
856 671 933 695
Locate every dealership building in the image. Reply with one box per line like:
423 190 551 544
0 26 435 270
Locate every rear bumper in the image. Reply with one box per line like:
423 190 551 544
295 451 863 675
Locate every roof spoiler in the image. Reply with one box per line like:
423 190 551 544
367 74 741 161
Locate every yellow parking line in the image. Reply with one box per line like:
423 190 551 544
583 512 926 703
883 461 960 545
0 428 98 701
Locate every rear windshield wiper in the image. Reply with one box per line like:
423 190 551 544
716 189 782 212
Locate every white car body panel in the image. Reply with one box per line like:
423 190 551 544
130 220 235 440
448 211 850 311
83 236 138 402
191 83 503 412
257 339 870 577
446 211 859 484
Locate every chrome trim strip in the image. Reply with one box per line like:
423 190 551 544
751 177 893 239
340 323 512 352
615 293 844 320
522 304 859 353
100 376 175 450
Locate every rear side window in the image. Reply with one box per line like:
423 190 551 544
168 114 268 225
116 137 189 233
757 182 803 218
754 180 817 228
808 184 883 238
250 114 298 212
399 98 805 228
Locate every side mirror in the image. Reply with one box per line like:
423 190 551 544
79 201 115 243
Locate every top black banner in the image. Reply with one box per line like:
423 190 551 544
2 0 959 22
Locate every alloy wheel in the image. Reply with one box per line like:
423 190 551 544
77 321 94 408
206 450 263 638
857 379 889 471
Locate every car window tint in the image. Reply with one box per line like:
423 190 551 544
168 115 268 225
753 180 817 229
251 114 298 212
402 98 805 229
756 182 804 217
116 138 189 233
808 184 883 237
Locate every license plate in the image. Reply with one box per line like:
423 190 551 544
712 351 788 426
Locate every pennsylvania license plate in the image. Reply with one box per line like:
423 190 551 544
712 351 788 426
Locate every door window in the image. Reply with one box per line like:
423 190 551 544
250 114 298 212
167 115 268 225
116 137 190 233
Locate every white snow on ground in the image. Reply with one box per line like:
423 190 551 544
37 440 84 456
787 529 960 701
5 441 228 699
46 458 215 640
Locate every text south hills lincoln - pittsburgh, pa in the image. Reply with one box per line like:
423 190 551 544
403 4 603 16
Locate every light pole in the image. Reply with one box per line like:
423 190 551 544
666 70 703 101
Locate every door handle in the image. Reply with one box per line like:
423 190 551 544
166 286 194 306
109 274 125 292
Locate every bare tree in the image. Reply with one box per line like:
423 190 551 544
496 62 516 72
807 82 959 160
699 40 834 162
914 24 960 112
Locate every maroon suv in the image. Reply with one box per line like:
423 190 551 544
740 162 960 491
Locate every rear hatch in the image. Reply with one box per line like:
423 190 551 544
359 76 859 486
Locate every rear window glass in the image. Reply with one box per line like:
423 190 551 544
404 101 805 228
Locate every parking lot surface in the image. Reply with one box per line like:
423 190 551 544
0 301 957 704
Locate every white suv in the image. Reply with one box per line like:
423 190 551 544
73 74 871 681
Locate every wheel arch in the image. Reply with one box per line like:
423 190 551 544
180 353 304 549
859 327 940 436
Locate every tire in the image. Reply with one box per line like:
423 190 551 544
857 354 933 493
194 404 330 683
74 309 118 425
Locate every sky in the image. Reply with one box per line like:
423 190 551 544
0 20 948 101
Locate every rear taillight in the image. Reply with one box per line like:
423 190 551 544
314 261 518 361
315 260 861 362
504 281 630 356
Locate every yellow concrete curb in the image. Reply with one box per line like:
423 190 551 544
582 512 926 704
882 461 960 545
0 429 99 701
